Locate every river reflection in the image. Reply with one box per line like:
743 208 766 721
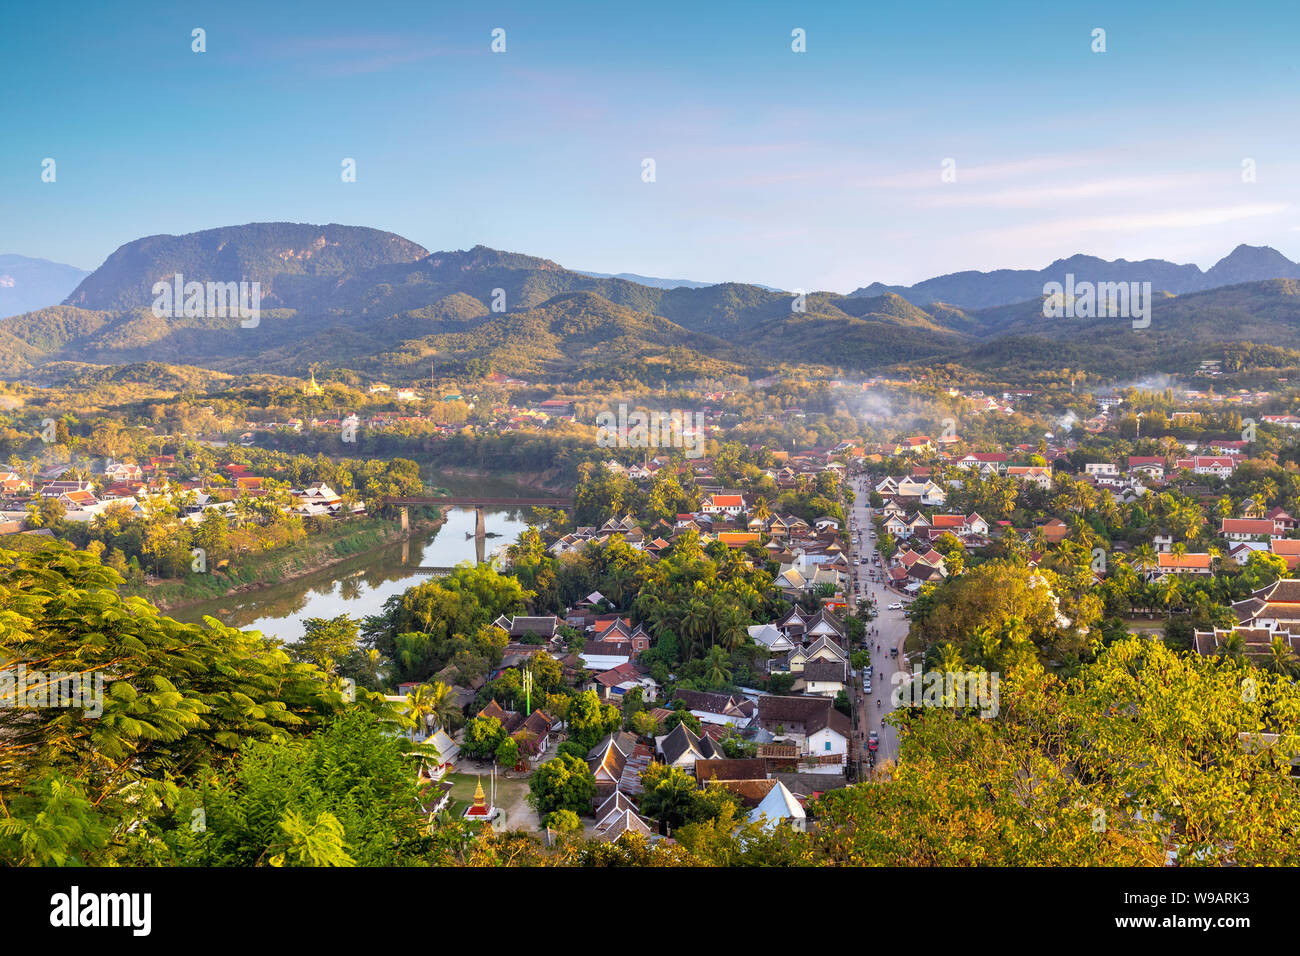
174 506 532 643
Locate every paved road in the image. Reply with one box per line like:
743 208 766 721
846 474 912 776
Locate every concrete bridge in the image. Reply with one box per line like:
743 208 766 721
383 494 572 564
383 495 572 510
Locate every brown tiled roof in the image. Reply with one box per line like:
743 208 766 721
709 778 778 809
695 759 768 784
671 689 754 717
520 709 552 736
478 700 509 722
801 660 846 682
811 706 853 738
588 737 629 783
757 694 830 724
1255 578 1300 603
583 640 631 657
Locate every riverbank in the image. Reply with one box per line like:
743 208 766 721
127 512 445 612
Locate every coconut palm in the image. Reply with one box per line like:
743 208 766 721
404 684 436 742
1264 636 1299 677
358 648 387 689
1132 543 1158 577
1216 631 1246 663
1152 575 1180 615
703 646 732 689
938 642 965 673
684 598 713 656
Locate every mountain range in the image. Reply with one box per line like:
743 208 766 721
0 254 90 319
852 245 1300 310
0 222 1298 383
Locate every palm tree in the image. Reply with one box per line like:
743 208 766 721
703 646 732 689
1217 631 1246 664
641 769 698 832
1206 544 1223 571
1156 574 1184 613
404 684 436 742
1264 636 1299 677
422 680 461 731
359 648 386 689
684 598 713 656
715 605 748 652
938 642 964 673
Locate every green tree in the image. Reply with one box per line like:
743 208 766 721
546 808 583 834
292 615 361 674
461 716 507 760
496 735 521 768
181 711 426 867
0 546 375 867
528 753 597 818
566 689 622 751
638 763 698 832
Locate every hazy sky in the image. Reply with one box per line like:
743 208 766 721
2 0 1298 291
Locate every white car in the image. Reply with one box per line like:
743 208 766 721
887 602 904 610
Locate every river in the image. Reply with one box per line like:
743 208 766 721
174 504 533 644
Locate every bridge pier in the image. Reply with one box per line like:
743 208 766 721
475 505 486 565
400 507 409 533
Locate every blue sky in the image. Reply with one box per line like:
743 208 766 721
2 0 1298 291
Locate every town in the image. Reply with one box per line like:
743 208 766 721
4 355 1299 865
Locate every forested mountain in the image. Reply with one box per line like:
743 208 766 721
63 222 430 312
2 223 1299 382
